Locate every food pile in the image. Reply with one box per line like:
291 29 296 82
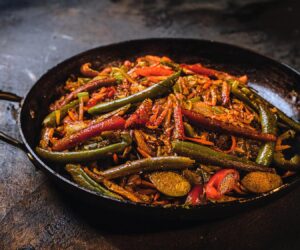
37 55 300 206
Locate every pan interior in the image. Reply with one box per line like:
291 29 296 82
19 38 300 186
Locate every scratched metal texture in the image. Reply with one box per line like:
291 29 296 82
0 0 300 249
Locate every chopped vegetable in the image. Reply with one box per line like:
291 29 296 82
256 104 277 166
65 164 122 199
185 184 204 205
36 138 130 163
273 130 300 170
135 66 173 76
172 140 274 172
43 100 79 127
54 77 117 110
125 99 152 128
97 157 195 180
52 116 126 151
241 172 283 193
205 169 239 200
174 104 185 139
149 172 191 197
182 108 277 142
80 63 100 77
88 71 181 115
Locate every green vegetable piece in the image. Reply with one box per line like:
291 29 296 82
183 122 196 137
101 156 195 180
272 130 300 170
111 68 125 82
95 104 131 123
36 141 128 163
65 164 122 200
160 61 180 71
43 100 79 127
241 172 282 193
172 140 274 173
77 91 89 102
88 71 181 115
149 171 191 197
256 104 277 166
274 152 300 171
239 85 300 132
189 97 201 103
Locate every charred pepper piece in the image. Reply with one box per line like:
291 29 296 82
172 140 274 172
182 108 277 142
88 71 181 115
52 116 126 151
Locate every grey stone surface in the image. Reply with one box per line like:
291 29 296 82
0 0 299 249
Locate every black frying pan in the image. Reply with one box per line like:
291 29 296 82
1 38 299 221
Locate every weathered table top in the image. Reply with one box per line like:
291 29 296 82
1 0 299 249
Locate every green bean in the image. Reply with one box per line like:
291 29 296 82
96 156 195 180
256 104 277 166
36 141 128 163
240 85 300 132
43 100 79 127
93 104 131 123
172 140 274 172
65 164 122 200
88 71 181 115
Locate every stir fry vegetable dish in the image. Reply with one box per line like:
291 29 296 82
37 55 300 206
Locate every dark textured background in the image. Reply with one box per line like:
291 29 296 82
0 0 299 249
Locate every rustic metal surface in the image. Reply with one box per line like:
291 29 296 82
0 0 299 249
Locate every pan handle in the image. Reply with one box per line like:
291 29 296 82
0 90 40 170
0 90 24 149
0 90 40 169
0 90 23 102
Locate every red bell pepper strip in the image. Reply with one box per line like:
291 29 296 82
173 105 185 139
52 116 126 151
135 66 173 76
125 99 153 128
181 64 216 77
86 87 116 108
185 184 204 205
182 108 277 142
205 169 239 200
54 78 117 110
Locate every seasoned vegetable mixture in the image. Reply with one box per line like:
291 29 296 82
37 55 300 206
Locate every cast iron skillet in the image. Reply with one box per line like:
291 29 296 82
1 38 300 221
